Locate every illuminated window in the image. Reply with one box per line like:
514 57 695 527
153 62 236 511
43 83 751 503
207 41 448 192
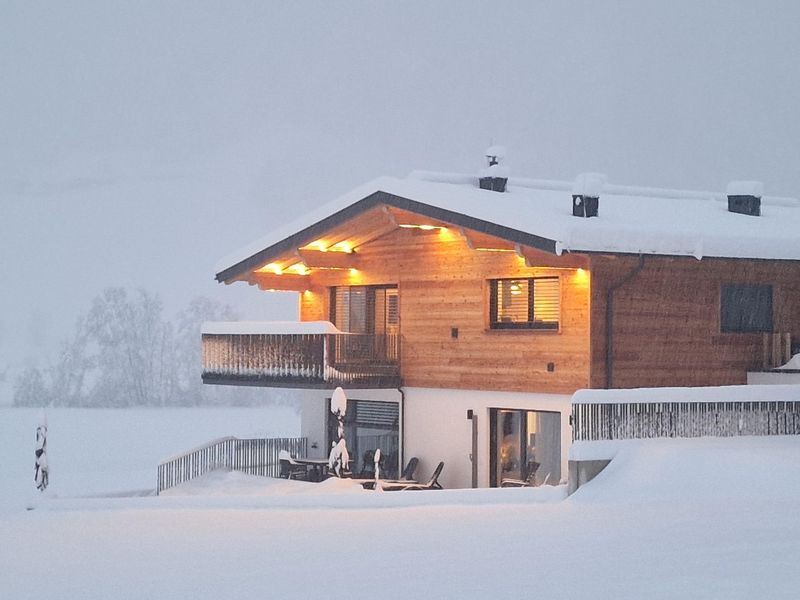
720 284 773 333
489 277 560 330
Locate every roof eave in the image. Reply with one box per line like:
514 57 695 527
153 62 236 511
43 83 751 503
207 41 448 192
215 190 560 283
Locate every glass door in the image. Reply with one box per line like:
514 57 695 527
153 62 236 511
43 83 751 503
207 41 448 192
489 408 561 487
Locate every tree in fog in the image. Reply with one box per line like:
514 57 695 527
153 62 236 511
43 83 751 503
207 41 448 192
173 296 238 405
13 366 51 408
85 288 175 407
12 288 254 407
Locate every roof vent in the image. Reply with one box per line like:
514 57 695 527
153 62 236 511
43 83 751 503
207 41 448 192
479 145 509 193
572 173 606 218
726 180 763 216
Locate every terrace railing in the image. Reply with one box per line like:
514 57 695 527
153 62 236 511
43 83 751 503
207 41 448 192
202 330 400 388
572 400 800 442
156 436 307 495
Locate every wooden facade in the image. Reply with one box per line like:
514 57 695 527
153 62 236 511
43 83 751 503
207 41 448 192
297 226 590 393
589 254 800 389
215 197 800 394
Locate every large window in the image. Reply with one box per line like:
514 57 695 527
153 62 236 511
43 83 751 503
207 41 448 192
720 284 773 333
330 285 399 363
489 408 561 487
489 277 560 330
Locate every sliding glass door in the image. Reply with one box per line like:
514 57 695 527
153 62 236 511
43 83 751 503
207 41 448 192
330 285 399 363
489 408 561 487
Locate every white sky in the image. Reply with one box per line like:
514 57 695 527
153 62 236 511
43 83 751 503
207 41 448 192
2 1 800 376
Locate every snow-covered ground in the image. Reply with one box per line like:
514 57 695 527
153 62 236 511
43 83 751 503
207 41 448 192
1 408 799 599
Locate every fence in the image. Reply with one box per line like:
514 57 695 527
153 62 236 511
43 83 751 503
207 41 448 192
156 436 307 494
572 401 800 442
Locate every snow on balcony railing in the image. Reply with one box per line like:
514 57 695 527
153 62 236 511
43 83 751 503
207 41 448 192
572 385 800 442
201 322 400 388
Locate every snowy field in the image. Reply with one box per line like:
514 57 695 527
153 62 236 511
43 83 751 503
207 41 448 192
2 408 800 599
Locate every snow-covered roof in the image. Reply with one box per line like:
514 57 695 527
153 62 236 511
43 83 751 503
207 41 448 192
572 384 800 405
201 321 342 335
216 171 800 279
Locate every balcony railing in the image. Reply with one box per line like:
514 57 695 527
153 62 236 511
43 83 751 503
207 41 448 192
572 385 800 442
201 322 400 388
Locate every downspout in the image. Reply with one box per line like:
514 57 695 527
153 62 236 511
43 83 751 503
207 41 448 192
397 387 405 472
606 254 646 389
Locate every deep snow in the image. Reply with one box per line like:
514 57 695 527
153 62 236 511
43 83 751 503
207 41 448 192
1 408 800 599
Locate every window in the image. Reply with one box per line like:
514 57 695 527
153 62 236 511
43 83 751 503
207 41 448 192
720 284 773 333
489 277 560 330
327 398 399 479
489 408 561 487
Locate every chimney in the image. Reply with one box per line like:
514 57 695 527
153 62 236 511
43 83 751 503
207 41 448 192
726 180 763 216
478 145 509 192
572 173 605 218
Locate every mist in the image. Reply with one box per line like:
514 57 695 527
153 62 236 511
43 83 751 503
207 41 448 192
3 1 800 403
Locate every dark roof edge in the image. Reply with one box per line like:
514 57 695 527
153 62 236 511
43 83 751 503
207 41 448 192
216 190 559 283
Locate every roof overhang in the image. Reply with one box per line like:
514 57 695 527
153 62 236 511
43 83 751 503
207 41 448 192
215 190 560 284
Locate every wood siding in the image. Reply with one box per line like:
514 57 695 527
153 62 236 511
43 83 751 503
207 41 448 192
297 227 591 393
589 255 800 389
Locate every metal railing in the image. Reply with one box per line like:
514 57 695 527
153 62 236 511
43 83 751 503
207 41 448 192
156 436 307 494
572 401 800 442
202 332 400 388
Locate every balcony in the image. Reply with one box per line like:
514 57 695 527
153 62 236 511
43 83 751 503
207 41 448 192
201 321 400 389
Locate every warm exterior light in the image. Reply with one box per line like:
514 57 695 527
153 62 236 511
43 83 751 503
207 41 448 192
329 241 353 253
474 247 516 252
257 262 283 275
398 224 447 231
574 268 590 286
284 263 310 275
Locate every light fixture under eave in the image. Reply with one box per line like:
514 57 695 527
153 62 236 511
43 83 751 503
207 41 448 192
329 241 353 253
474 247 517 252
283 262 311 275
398 224 447 231
256 262 284 275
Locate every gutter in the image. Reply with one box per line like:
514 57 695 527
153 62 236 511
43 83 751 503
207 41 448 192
605 255 646 389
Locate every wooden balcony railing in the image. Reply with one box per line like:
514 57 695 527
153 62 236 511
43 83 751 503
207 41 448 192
201 325 400 388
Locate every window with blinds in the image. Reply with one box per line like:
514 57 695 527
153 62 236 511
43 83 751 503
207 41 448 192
330 285 398 334
490 277 560 330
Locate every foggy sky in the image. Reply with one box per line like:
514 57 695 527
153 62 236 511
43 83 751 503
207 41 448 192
2 1 800 392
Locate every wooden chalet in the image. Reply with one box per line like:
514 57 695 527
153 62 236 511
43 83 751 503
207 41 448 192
204 167 800 489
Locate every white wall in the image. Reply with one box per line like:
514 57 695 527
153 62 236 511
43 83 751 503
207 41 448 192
295 386 572 488
403 387 572 489
747 372 800 385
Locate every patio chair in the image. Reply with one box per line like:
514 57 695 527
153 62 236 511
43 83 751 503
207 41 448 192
279 450 308 480
380 461 444 491
400 457 419 481
501 460 540 487
359 449 376 479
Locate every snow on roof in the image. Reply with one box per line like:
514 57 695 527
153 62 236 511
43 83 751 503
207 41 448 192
201 321 342 335
216 171 800 276
571 384 800 405
726 180 764 197
776 353 800 370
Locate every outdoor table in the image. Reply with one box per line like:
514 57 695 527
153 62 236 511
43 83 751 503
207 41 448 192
293 457 330 482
